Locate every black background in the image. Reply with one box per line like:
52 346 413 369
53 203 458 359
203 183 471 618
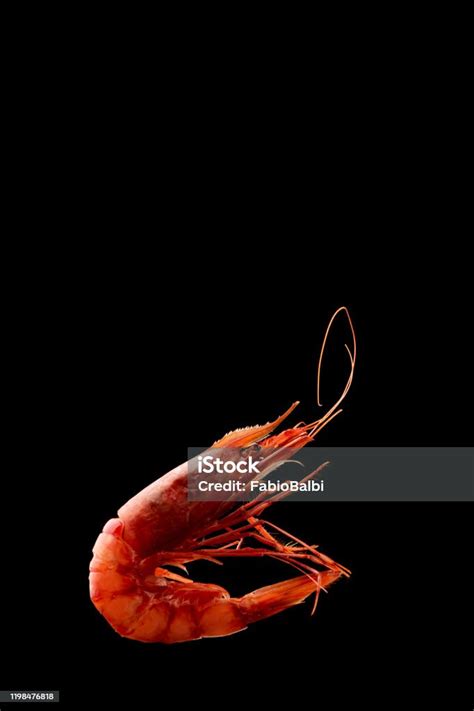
3 258 471 707
2 18 472 707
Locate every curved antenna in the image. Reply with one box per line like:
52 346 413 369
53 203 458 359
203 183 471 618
308 306 356 437
317 306 356 407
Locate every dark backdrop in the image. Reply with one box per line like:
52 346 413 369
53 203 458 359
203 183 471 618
3 264 471 707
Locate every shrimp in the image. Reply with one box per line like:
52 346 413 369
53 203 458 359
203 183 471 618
89 307 356 643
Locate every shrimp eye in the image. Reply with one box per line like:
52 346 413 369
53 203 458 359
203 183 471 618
240 443 261 457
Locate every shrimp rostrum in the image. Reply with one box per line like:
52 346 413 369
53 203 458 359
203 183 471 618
89 308 356 643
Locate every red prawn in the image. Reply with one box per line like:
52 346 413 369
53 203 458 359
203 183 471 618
89 307 356 643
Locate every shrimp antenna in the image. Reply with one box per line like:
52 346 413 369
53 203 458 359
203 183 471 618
307 307 356 439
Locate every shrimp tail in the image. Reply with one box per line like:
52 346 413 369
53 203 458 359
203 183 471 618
197 568 342 639
237 568 341 623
